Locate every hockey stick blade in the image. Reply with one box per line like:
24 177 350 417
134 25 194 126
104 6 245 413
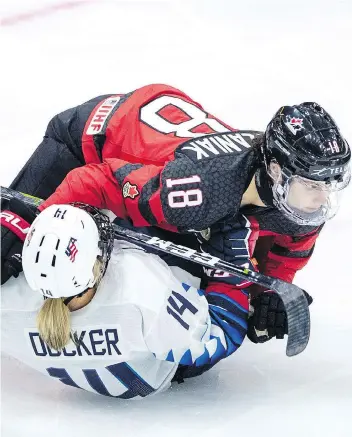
0 186 310 356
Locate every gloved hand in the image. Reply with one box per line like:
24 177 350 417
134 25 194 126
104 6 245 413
1 198 38 285
199 214 258 263
247 289 313 343
198 215 259 288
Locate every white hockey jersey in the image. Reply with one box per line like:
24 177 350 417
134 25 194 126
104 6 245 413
1 241 236 399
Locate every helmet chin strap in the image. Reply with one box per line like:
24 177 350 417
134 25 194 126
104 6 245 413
255 167 275 207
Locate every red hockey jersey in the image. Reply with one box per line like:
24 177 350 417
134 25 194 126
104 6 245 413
40 84 320 285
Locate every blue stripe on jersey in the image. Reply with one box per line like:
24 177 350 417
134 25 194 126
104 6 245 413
47 367 81 389
209 308 247 347
208 335 227 364
179 349 193 365
194 347 210 366
208 308 245 355
197 288 204 297
166 349 175 362
107 362 155 398
83 369 112 396
206 291 248 314
182 283 191 292
209 304 248 331
182 282 204 297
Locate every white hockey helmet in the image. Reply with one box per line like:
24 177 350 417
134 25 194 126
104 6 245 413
22 203 114 299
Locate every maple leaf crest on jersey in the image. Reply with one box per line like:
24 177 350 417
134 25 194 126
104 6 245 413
123 182 139 199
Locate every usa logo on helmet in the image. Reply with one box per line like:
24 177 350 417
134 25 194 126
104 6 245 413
65 237 79 262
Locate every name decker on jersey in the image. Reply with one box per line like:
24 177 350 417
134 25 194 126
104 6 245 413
27 326 121 359
180 131 262 161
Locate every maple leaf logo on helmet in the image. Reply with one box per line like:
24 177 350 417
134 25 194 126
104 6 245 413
123 181 139 199
284 115 304 135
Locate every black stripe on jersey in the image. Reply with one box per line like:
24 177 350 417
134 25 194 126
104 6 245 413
291 226 322 242
113 164 143 186
46 94 113 163
138 175 160 225
270 243 315 258
93 135 105 162
92 91 135 161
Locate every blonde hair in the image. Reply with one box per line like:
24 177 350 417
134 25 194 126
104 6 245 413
37 298 71 350
36 259 103 351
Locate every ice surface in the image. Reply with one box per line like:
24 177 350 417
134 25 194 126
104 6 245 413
1 1 352 436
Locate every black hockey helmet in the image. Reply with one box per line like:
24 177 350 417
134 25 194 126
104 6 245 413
257 102 351 226
264 102 350 181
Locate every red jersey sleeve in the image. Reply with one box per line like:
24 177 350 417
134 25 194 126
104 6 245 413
39 158 174 229
260 228 322 283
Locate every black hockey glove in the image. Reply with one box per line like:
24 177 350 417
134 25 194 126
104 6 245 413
1 198 38 285
247 290 313 343
198 216 258 287
199 215 255 263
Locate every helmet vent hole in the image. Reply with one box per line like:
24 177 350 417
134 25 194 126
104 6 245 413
40 273 47 278
39 236 45 246
35 252 40 263
51 255 56 267
55 239 60 250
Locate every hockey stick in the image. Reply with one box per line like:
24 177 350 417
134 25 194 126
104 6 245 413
1 186 310 357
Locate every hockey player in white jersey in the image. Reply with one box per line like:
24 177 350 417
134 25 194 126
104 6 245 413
1 202 248 399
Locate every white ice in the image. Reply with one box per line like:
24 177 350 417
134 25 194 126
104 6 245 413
1 1 352 436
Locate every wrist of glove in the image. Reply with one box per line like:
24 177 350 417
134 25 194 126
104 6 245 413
1 198 38 285
247 289 313 344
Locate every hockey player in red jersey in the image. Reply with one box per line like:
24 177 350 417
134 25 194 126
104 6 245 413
1 84 350 346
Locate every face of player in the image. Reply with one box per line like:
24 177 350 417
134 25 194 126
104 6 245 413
286 177 330 213
269 161 334 214
268 161 350 225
